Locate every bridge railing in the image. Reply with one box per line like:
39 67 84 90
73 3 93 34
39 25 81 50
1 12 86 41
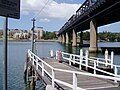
28 50 120 90
59 0 106 34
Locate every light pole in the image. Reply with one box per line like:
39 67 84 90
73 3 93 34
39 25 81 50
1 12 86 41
31 18 36 53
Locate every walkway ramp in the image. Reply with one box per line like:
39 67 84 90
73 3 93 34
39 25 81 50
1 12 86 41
43 59 118 90
26 50 120 90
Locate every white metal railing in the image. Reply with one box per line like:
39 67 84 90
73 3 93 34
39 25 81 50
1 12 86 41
28 50 120 90
59 50 120 79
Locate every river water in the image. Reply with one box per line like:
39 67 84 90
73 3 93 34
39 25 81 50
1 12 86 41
0 41 120 90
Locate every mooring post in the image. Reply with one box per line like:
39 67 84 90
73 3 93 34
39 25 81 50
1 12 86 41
79 49 83 70
50 50 54 58
111 51 114 69
105 49 108 66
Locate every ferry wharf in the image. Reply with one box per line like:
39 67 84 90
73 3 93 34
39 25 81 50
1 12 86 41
24 50 120 90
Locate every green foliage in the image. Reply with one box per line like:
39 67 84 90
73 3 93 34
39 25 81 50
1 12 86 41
82 31 90 40
98 31 120 42
78 31 90 40
43 31 57 40
78 31 120 42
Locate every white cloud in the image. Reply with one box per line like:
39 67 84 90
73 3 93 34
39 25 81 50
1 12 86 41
21 0 80 20
40 18 50 22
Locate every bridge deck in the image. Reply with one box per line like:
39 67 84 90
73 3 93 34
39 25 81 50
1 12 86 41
41 59 119 90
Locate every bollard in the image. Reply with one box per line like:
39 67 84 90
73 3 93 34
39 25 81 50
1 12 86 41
58 50 62 63
50 50 54 58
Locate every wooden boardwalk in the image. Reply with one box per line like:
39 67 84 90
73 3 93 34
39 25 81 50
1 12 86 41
39 59 119 90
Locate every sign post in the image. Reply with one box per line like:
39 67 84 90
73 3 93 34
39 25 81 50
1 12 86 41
0 0 20 90
3 17 8 90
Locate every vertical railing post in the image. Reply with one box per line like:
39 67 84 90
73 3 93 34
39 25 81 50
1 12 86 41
105 49 108 66
42 62 44 76
114 66 118 83
96 58 99 66
79 49 83 70
36 59 38 70
69 54 72 66
73 55 75 64
94 60 96 75
52 69 55 88
56 51 58 60
73 73 77 90
85 50 89 70
111 51 114 69
32 56 34 65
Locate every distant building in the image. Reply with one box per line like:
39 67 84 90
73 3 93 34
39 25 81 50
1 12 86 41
29 27 44 40
13 32 29 39
35 27 44 40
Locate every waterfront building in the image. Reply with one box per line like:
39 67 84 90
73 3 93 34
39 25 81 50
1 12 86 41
13 31 29 40
29 27 44 40
35 27 44 40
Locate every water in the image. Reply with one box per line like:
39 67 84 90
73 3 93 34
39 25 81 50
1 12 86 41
0 41 63 90
0 41 120 89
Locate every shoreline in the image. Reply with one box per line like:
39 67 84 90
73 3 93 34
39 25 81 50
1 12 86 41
0 39 59 42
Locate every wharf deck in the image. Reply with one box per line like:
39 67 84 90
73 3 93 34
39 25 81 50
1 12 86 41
39 59 119 90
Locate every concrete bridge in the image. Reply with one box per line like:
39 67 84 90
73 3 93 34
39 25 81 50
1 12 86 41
58 0 120 52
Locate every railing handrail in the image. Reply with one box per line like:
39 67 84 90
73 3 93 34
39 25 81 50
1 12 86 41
62 56 120 78
61 51 120 69
28 50 120 90
28 50 53 70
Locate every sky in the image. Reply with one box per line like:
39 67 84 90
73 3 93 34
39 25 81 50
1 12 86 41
0 0 120 32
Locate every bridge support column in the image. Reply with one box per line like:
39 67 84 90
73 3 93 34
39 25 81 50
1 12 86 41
62 34 65 44
66 32 69 44
89 20 98 52
79 31 83 46
58 35 62 43
72 29 77 47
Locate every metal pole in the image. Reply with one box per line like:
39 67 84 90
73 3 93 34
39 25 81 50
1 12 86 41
3 17 8 90
31 18 36 53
